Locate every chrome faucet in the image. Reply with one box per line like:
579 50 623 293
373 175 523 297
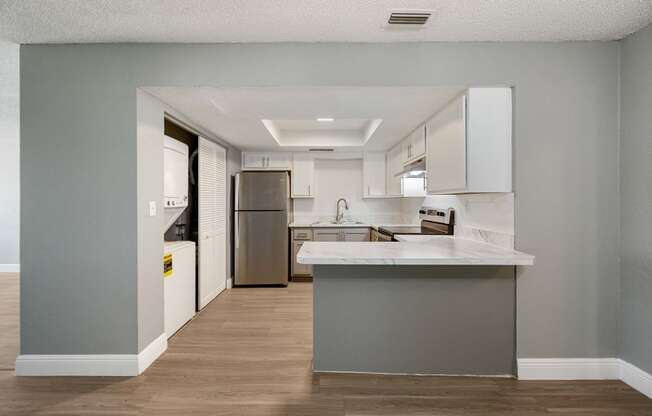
335 198 349 224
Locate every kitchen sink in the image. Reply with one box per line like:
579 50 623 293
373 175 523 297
310 220 366 225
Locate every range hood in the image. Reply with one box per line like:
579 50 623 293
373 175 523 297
395 157 426 178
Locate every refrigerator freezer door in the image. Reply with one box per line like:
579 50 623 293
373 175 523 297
235 171 289 211
234 211 289 285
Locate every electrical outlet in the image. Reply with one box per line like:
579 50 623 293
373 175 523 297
148 201 157 217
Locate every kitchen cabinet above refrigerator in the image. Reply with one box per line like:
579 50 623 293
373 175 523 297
242 152 291 170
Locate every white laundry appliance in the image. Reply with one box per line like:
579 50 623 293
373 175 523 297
163 240 196 338
163 135 189 230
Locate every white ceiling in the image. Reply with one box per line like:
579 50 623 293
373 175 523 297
262 118 384 147
1 0 651 43
144 86 465 151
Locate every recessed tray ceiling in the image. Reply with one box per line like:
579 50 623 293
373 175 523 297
144 86 466 151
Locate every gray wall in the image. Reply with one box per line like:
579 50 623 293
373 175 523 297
0 41 19 268
136 89 241 351
620 23 652 374
21 42 620 357
136 90 165 351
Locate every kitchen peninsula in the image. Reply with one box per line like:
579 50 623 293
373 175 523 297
297 236 534 376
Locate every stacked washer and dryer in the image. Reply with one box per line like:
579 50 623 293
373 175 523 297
163 136 196 338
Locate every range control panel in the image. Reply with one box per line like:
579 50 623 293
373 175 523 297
419 207 454 225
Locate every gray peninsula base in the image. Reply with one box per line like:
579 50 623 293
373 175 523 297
313 265 516 376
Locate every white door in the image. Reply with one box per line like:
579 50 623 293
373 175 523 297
426 95 467 194
198 137 227 310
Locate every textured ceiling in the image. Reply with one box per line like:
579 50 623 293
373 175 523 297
1 0 651 43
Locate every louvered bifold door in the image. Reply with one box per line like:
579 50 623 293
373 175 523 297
198 137 227 310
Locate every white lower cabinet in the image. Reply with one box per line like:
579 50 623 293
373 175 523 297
292 241 313 276
292 228 313 278
314 228 370 242
426 87 512 194
342 228 371 241
291 227 370 279
314 229 340 241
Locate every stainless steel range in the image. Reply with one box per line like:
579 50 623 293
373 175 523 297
375 207 455 241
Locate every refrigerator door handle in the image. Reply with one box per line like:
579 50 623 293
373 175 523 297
234 212 239 249
234 173 240 211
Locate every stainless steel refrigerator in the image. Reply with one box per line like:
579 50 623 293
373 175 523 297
234 171 291 286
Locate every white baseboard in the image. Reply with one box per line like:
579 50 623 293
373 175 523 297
0 264 19 273
620 359 652 399
137 333 167 374
518 358 652 399
16 333 167 376
517 358 620 380
226 277 233 289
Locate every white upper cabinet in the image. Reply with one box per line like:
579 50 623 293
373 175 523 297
291 153 314 198
363 152 387 198
242 152 291 170
426 87 512 194
402 124 426 164
385 144 403 197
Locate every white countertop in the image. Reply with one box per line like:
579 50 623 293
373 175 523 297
289 222 420 229
297 235 535 266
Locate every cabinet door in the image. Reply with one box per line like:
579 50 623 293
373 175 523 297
386 144 403 197
426 94 467 194
267 153 291 169
292 241 313 276
314 229 340 241
411 125 426 159
343 228 370 242
466 87 512 192
291 153 314 197
363 152 386 197
401 136 411 164
242 152 266 169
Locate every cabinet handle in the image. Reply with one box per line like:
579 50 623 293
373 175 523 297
368 185 370 195
308 185 311 195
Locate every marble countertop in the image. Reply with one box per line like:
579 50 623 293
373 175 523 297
297 235 535 266
289 222 419 229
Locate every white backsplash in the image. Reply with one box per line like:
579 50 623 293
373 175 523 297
400 193 515 248
291 157 515 247
293 158 405 225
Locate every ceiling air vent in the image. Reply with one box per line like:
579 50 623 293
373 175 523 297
387 11 432 26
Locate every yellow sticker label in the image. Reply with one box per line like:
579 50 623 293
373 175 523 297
163 254 173 278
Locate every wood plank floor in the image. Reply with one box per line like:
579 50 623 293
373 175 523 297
1 273 651 415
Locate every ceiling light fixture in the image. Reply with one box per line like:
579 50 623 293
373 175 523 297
316 117 334 122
